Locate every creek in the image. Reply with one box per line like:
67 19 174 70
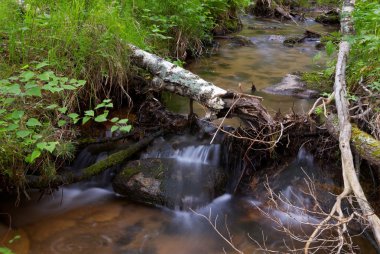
0 16 376 253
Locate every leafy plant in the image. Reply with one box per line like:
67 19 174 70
0 63 130 187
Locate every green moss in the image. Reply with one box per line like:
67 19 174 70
301 71 334 93
121 165 141 179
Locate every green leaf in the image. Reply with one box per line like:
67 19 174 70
37 142 58 153
111 125 119 133
36 61 49 69
7 84 21 95
85 110 94 117
7 123 19 131
20 71 35 81
26 118 42 127
105 103 113 108
58 107 68 114
68 113 80 124
32 134 43 140
82 116 91 125
16 130 32 138
61 84 77 90
58 120 67 127
10 110 24 120
110 117 119 123
37 71 52 81
117 119 129 124
76 80 86 87
94 111 109 122
26 149 41 163
119 125 132 132
46 104 58 109
26 86 42 97
2 98 15 105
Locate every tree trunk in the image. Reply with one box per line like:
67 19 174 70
326 115 380 167
129 44 274 127
27 131 162 189
332 0 380 247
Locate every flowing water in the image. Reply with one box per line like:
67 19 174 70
0 17 377 253
165 16 337 116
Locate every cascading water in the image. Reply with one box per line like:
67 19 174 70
140 135 222 210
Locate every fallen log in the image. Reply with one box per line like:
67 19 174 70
326 115 380 167
305 0 380 251
129 45 274 127
26 131 162 189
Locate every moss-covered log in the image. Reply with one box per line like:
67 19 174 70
26 131 163 189
326 115 380 167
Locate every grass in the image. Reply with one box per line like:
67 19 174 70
0 0 249 190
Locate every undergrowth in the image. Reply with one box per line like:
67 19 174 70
0 0 249 190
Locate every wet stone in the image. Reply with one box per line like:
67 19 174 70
262 74 319 99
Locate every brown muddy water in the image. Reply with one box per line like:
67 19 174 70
0 17 377 254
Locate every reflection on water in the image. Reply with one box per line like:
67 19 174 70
166 16 336 115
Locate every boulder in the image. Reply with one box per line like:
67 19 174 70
262 74 319 99
229 35 255 47
315 10 340 25
112 158 225 209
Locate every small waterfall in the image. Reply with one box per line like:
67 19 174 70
142 144 221 166
141 136 223 210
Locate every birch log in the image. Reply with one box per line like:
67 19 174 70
129 45 273 126
332 0 380 247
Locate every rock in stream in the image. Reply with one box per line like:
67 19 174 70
262 74 319 99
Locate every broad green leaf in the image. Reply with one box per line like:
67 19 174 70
7 123 18 131
16 130 32 138
58 107 68 114
36 61 49 69
58 120 67 127
117 119 129 124
10 110 24 120
61 84 77 90
119 125 132 132
68 113 80 124
0 109 6 115
2 98 15 105
85 110 94 117
110 117 119 123
32 134 43 140
105 103 113 108
26 149 41 163
26 118 42 127
94 112 108 122
82 116 91 125
111 125 119 133
46 104 58 109
20 71 35 81
37 142 58 153
37 71 50 81
7 84 21 95
76 80 86 87
26 86 42 97
95 103 105 110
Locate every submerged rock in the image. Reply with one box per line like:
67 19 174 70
262 74 319 99
315 10 340 25
228 35 255 47
112 158 225 209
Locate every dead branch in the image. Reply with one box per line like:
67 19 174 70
191 208 244 254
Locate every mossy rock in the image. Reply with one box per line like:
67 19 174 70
112 158 226 209
315 11 340 25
